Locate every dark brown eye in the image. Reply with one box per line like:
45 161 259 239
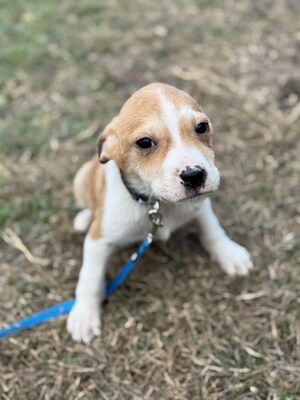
136 138 156 149
195 122 209 135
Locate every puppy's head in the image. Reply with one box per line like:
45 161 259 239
98 83 220 203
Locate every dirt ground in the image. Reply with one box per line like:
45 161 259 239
0 0 299 399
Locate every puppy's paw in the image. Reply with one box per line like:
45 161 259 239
67 299 101 343
209 238 253 276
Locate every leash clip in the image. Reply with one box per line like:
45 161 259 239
148 200 163 234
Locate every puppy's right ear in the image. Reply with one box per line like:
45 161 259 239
97 118 118 164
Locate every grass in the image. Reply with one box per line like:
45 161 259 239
1 0 299 399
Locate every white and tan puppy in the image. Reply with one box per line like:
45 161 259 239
67 83 253 343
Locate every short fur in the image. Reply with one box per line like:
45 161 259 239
67 83 253 343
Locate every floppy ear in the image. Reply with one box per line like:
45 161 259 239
97 118 118 164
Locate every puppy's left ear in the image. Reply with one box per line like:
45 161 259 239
97 117 118 164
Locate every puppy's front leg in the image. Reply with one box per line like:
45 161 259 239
67 228 113 343
196 198 253 276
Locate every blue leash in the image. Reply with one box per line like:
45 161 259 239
0 234 154 340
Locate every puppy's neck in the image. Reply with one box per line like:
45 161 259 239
119 170 157 205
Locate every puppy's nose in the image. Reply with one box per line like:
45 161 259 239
180 167 207 189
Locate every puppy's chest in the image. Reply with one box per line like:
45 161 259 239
156 205 195 241
104 201 194 245
124 203 195 243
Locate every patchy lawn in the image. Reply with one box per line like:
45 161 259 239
0 0 299 399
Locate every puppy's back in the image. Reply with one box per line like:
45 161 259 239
73 156 105 212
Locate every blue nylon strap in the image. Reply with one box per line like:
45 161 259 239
0 299 76 339
105 234 152 297
0 235 152 340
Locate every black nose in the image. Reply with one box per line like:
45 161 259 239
180 167 207 189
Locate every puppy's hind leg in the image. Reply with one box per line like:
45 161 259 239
73 209 93 232
72 159 96 232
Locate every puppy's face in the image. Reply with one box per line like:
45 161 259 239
99 83 220 203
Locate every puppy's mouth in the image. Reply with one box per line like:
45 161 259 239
178 189 213 203
157 189 215 204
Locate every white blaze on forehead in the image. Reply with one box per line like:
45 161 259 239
157 90 181 140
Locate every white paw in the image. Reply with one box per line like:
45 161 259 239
67 299 101 343
73 209 93 232
209 238 253 276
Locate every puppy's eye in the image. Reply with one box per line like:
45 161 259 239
136 138 156 149
195 122 209 135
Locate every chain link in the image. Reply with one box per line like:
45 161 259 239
148 200 163 234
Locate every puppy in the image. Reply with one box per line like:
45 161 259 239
67 83 253 343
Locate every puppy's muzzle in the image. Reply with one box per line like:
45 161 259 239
180 166 207 189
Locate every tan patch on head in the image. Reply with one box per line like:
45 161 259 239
98 86 165 169
98 84 174 172
119 86 163 130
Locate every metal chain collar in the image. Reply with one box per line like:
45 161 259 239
148 200 163 237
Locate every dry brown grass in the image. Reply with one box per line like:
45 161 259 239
0 0 299 399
